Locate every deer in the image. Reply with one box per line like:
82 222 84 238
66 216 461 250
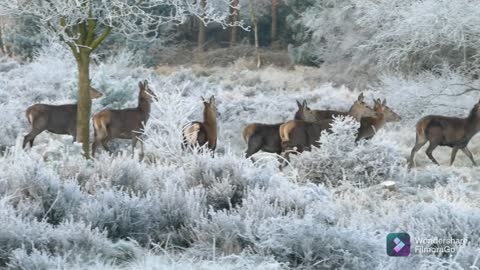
409 99 480 167
279 98 400 160
295 93 376 123
91 80 156 158
355 98 400 142
279 119 332 155
243 93 375 159
23 84 103 148
182 95 218 151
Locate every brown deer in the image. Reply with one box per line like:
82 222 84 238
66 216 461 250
91 80 156 158
243 94 375 159
355 98 400 142
409 99 480 167
182 95 218 151
295 93 376 122
23 85 103 148
279 119 332 154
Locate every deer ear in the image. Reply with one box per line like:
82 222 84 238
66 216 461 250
201 96 205 102
209 95 215 104
138 81 144 89
302 100 308 108
382 98 387 105
296 100 302 108
358 93 364 101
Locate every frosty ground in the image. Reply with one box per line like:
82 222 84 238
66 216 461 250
0 46 479 269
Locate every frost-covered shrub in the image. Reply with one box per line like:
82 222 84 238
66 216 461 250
292 117 407 186
183 153 255 210
7 248 66 270
255 213 382 269
0 149 84 224
374 67 480 123
78 181 205 247
353 0 480 73
0 201 140 267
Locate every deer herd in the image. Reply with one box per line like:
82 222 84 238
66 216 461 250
22 80 480 168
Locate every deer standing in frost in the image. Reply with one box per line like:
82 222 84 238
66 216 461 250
91 80 156 158
409 99 480 167
243 93 374 159
23 84 103 148
355 98 401 142
182 95 218 151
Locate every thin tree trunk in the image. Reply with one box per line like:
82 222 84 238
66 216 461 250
0 24 4 54
248 0 261 68
76 49 92 158
229 0 239 46
271 0 278 42
197 0 207 51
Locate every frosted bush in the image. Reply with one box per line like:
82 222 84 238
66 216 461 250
7 248 67 270
353 0 480 73
255 214 382 269
374 67 480 123
0 200 140 267
78 181 205 247
0 149 84 224
292 117 407 186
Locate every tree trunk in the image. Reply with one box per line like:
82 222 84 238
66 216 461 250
197 0 207 51
271 0 278 42
229 0 239 46
248 0 261 68
0 24 4 54
76 50 92 158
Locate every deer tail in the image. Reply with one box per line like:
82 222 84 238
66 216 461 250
26 106 34 125
93 112 109 140
415 117 430 143
242 124 257 144
279 121 294 143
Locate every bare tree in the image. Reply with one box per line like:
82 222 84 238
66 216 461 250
247 0 261 67
0 0 241 158
271 0 279 42
229 0 240 46
198 0 207 51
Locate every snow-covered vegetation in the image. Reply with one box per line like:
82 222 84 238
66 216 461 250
0 42 479 269
1 0 480 268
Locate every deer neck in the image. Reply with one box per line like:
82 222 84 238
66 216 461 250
374 111 386 129
138 95 151 122
203 108 217 129
466 109 480 135
348 106 364 121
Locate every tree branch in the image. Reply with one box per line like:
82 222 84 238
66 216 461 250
90 26 111 51
86 9 96 45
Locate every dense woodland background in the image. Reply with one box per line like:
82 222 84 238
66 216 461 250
0 0 480 269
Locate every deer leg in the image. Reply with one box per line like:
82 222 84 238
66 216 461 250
408 135 428 167
131 136 137 158
101 139 111 152
92 138 100 157
245 135 263 160
461 147 477 166
425 142 440 165
450 147 459 166
139 139 145 160
23 129 42 149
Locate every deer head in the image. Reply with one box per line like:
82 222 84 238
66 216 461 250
138 80 157 102
376 98 401 122
88 79 103 99
201 95 218 118
348 93 376 120
295 99 314 121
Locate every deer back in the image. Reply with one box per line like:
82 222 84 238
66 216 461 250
26 104 78 135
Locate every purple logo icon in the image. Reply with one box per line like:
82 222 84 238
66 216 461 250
387 233 410 256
